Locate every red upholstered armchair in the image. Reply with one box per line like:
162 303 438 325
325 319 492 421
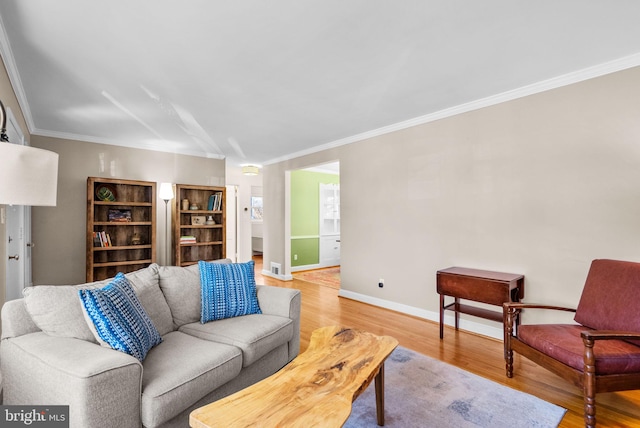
503 259 640 428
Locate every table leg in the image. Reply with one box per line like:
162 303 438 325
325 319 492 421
375 363 385 426
454 297 460 330
439 294 444 339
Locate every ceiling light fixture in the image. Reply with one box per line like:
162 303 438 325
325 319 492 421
0 100 59 206
242 165 260 176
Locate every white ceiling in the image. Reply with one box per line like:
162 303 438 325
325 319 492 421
1 1 640 167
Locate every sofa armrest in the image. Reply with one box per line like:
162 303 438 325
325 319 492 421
256 285 301 360
1 299 40 339
1 332 142 428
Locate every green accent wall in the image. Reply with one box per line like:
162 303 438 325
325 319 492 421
290 170 339 267
291 238 318 266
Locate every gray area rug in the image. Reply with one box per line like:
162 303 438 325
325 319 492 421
344 346 566 428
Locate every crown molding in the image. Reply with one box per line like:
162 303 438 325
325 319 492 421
31 127 226 159
264 52 640 166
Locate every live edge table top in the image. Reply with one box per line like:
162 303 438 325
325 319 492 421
189 326 399 428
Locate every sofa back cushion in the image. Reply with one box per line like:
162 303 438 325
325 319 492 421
24 282 99 342
158 259 232 328
23 264 174 342
123 264 174 336
158 264 201 328
575 259 640 335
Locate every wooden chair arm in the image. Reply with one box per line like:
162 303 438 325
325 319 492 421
581 330 640 341
503 303 577 333
503 302 576 313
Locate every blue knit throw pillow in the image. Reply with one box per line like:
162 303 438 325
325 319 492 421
78 272 162 361
199 260 261 323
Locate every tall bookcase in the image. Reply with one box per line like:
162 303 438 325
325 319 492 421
172 184 226 267
86 177 156 281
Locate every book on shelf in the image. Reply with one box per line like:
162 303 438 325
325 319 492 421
180 235 197 244
94 231 113 247
207 192 223 211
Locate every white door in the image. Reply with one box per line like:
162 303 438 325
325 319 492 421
6 205 26 300
4 107 31 301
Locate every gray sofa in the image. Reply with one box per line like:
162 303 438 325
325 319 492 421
0 262 301 428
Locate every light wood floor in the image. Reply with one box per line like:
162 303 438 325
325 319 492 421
254 257 640 427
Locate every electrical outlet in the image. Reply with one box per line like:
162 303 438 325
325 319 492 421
293 254 298 261
378 278 384 288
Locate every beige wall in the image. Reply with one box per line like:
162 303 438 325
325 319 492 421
30 136 225 285
264 66 640 336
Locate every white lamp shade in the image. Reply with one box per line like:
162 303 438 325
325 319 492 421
159 182 174 201
0 143 59 206
242 165 259 176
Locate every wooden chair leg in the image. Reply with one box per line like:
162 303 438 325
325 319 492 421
503 305 515 378
583 336 596 428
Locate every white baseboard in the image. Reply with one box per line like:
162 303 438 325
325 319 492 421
338 289 503 340
291 264 321 272
291 262 340 272
261 269 293 281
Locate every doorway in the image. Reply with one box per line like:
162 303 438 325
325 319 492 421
288 161 340 286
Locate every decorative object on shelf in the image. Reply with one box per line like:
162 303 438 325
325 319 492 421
190 203 198 210
159 182 175 266
191 215 206 225
0 99 59 206
130 233 143 245
95 184 117 202
108 208 132 222
181 199 189 211
206 216 215 225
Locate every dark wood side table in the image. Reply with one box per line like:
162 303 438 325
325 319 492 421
437 267 524 339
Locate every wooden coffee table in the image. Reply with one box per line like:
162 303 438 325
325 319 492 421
190 326 398 427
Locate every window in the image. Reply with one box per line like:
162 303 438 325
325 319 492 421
251 196 263 221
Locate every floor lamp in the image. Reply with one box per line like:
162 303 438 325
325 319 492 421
159 183 174 266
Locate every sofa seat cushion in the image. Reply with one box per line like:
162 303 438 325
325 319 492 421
518 324 640 375
179 314 293 367
141 331 242 428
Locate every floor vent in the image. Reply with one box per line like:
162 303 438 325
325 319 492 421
270 262 281 275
